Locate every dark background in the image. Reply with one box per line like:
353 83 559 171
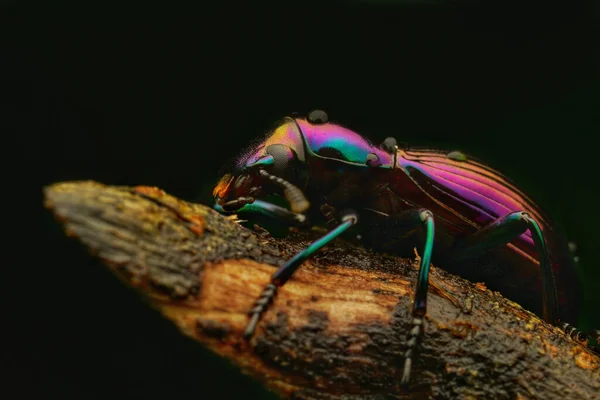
5 0 600 398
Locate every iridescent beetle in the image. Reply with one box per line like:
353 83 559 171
213 110 597 385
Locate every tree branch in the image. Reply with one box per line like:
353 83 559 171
43 181 600 399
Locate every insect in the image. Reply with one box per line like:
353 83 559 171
213 110 597 386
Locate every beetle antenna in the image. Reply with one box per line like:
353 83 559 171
259 169 310 213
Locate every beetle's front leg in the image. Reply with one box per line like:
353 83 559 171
214 199 308 227
243 210 359 339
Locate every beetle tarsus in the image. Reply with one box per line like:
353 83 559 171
394 209 435 386
562 321 585 341
559 322 600 354
400 316 425 387
244 313 261 339
244 283 278 339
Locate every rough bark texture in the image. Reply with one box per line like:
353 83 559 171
43 181 600 400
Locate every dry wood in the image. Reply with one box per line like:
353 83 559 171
43 181 600 399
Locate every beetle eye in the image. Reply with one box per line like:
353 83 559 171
266 144 296 175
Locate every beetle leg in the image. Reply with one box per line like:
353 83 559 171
588 329 600 353
446 211 559 323
561 323 600 354
243 210 359 339
214 199 307 226
398 209 435 387
362 207 436 385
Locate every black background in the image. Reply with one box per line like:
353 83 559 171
6 0 600 398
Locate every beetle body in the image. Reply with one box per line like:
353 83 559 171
216 115 580 324
214 112 593 384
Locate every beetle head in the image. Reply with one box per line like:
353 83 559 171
214 119 310 213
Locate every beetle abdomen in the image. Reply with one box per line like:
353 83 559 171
392 147 580 323
399 148 546 249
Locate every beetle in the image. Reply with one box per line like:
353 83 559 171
213 110 598 385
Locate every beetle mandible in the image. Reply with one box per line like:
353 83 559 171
213 110 596 385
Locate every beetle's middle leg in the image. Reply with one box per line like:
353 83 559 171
445 211 559 323
364 208 436 386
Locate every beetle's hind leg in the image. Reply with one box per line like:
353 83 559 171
446 211 559 323
563 243 600 353
243 210 359 339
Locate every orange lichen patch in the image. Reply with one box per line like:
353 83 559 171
475 282 487 291
429 278 462 309
573 348 599 370
134 185 166 197
539 337 560 358
133 185 207 235
187 214 205 236
437 320 480 338
213 174 234 198
515 392 531 400
346 333 372 353
524 318 538 331
520 332 533 344
445 364 467 376
504 298 524 311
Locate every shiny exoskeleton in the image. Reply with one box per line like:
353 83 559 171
213 110 597 386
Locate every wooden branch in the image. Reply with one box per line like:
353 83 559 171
43 181 600 400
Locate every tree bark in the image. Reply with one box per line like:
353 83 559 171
43 181 600 400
